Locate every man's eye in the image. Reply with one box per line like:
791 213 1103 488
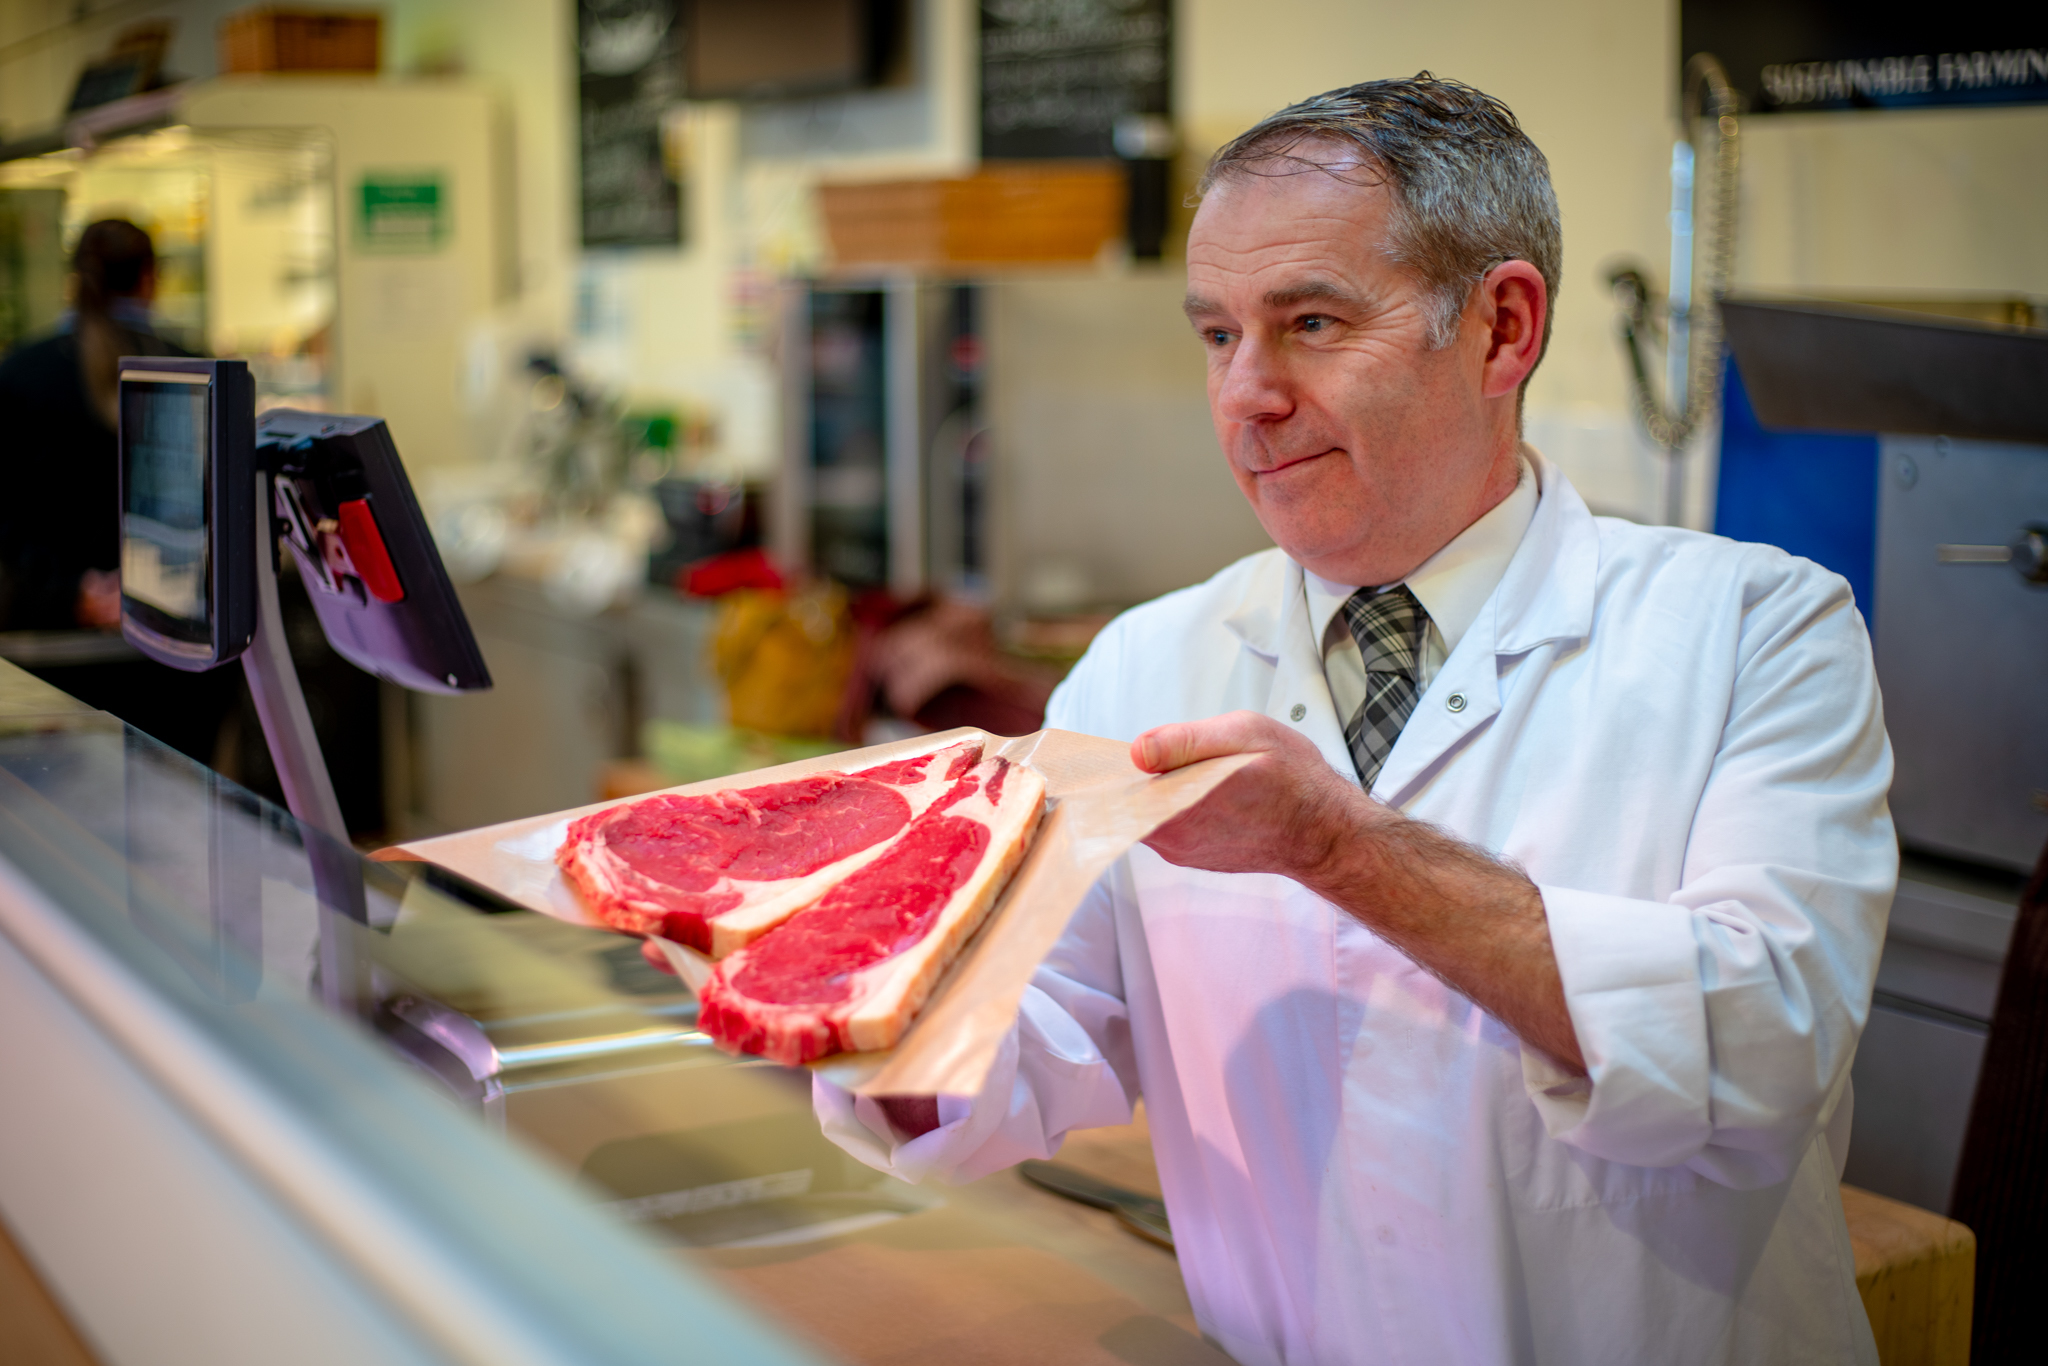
1300 315 1330 333
1205 329 1233 347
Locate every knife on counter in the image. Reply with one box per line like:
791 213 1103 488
1019 1160 1174 1250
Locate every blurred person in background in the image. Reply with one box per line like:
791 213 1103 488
0 217 185 630
0 218 238 763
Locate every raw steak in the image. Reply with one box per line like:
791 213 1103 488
697 753 1046 1066
557 740 984 957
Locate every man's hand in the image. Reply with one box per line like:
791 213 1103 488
1134 711 1377 882
1133 712 1586 1073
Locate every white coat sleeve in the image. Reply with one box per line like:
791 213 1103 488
1524 557 1896 1188
813 632 1143 1183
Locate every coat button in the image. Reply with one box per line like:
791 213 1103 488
1446 692 1467 713
1289 704 1307 722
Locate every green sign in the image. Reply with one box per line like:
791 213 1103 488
357 173 447 253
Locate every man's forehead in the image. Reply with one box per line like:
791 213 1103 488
1184 172 1397 315
1191 167 1391 254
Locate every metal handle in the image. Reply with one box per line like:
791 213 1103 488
1936 526 2048 585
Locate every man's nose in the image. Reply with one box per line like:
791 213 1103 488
1215 335 1294 426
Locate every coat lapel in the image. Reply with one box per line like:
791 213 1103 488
1371 452 1602 806
1221 555 1358 780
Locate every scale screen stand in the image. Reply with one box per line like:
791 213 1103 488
236 470 375 1013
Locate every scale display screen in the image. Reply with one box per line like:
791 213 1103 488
120 378 212 630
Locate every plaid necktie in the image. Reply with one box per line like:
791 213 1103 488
1340 585 1429 789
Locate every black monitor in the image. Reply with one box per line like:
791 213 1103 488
255 408 491 695
117 364 490 695
117 358 259 669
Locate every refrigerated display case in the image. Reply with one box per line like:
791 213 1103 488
775 278 986 599
0 659 820 1365
0 658 1229 1365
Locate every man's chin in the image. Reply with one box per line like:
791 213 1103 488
1249 511 1368 576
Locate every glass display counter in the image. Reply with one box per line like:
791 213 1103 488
0 659 816 1365
0 659 1225 1365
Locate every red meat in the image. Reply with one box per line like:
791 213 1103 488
697 754 1046 1066
557 739 983 956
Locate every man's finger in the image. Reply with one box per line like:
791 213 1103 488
1132 710 1276 773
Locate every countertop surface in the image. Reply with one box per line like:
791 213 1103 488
692 1104 1234 1366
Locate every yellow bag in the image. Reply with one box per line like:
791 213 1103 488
711 584 856 738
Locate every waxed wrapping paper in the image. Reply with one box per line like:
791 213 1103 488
378 727 1251 1097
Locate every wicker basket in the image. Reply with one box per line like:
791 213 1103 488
819 163 1126 269
220 7 381 74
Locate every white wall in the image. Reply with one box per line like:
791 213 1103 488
987 272 1273 611
1737 104 2048 297
385 0 580 347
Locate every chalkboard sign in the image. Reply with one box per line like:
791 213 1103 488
980 0 1171 159
579 0 684 248
1683 2 2047 113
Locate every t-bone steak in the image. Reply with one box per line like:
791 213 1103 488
697 751 1045 1066
557 739 986 957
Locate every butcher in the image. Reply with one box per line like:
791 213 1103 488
817 74 1892 1365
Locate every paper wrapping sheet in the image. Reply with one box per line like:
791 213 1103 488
378 727 1251 1097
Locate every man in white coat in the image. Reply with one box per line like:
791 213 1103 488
819 75 1893 1365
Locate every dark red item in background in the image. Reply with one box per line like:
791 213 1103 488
680 546 785 597
336 498 405 603
833 593 1066 743
912 683 1047 738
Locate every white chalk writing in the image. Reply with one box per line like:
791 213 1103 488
1760 50 2048 107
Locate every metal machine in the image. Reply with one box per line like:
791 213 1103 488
1720 297 2048 1211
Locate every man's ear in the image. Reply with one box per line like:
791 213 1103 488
1478 260 1546 400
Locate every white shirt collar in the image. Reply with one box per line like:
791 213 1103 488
1305 449 1541 659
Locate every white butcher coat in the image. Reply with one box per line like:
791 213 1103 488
818 455 1893 1366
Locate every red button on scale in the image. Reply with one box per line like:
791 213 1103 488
336 498 405 603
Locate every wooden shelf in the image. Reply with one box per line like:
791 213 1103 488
820 163 1126 269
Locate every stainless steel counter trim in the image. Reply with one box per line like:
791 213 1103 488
495 1027 714 1069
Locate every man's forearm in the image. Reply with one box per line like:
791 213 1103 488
1299 803 1586 1073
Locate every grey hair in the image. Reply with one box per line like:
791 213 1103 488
1198 74 1562 360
